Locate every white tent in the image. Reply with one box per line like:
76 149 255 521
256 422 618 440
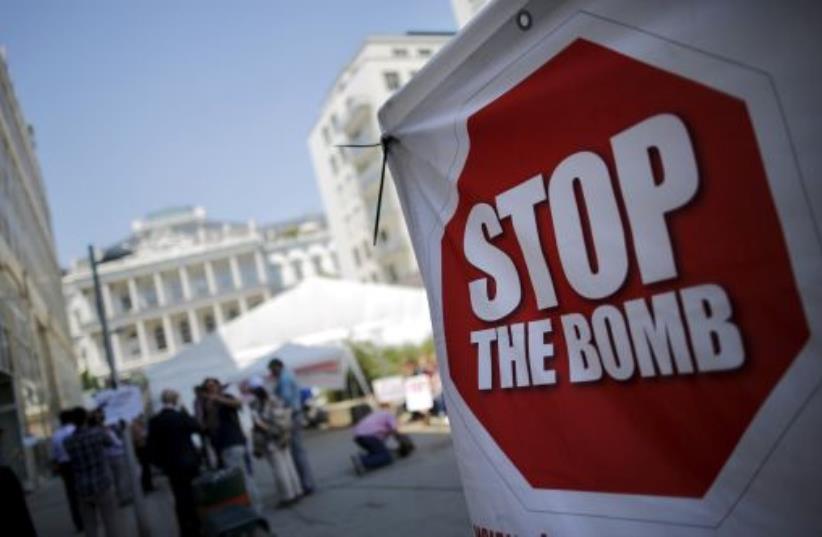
144 277 431 406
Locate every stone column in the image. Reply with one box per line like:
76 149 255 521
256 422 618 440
204 261 217 295
179 266 192 301
239 296 248 314
255 251 268 283
136 321 149 361
153 272 166 306
162 315 176 354
127 278 140 312
187 309 201 343
110 329 123 367
101 284 114 319
229 256 242 289
213 303 224 325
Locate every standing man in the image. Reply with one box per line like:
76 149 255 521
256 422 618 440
201 377 260 509
63 407 122 537
51 409 83 533
147 389 201 537
268 358 315 494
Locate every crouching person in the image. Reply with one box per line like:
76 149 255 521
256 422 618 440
351 404 399 474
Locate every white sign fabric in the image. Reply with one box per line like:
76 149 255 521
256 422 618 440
93 385 144 425
379 1 822 535
373 375 406 404
403 375 434 412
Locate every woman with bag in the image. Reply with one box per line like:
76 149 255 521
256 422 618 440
249 386 303 507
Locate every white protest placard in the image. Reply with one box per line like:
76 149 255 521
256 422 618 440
404 374 433 412
93 385 144 425
372 375 406 404
379 1 822 535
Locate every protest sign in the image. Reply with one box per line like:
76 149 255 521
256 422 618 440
379 1 822 534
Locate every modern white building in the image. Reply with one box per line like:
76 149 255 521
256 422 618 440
308 32 452 286
451 0 492 28
0 47 83 485
62 207 337 379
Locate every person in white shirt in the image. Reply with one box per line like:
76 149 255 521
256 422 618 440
52 408 83 533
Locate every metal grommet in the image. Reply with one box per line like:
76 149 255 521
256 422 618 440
516 9 533 31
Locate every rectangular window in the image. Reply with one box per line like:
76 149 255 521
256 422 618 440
312 255 324 275
126 329 141 359
154 325 167 351
267 263 284 289
120 293 132 313
180 319 192 344
418 48 432 57
392 48 409 57
353 247 362 268
383 71 401 91
204 313 216 333
291 259 304 281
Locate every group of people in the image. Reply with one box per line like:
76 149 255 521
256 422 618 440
148 357 316 537
48 357 315 537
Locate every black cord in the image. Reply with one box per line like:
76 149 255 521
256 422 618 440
336 135 396 246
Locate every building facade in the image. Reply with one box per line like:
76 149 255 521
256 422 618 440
0 48 83 485
308 33 452 286
451 0 492 28
62 208 337 379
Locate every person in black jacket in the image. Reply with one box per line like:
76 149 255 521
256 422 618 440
147 390 202 537
0 427 37 537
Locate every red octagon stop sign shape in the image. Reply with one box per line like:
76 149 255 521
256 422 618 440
441 38 809 497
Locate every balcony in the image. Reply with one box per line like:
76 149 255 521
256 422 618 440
339 97 372 137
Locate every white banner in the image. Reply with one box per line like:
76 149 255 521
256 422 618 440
379 1 822 535
373 375 406 404
404 374 434 412
93 385 144 425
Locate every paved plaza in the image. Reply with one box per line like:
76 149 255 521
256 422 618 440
29 424 471 537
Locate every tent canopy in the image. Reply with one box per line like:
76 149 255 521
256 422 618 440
144 277 431 406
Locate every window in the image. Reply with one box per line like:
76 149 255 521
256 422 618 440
379 229 389 243
329 155 339 175
204 313 216 333
226 307 239 321
291 259 304 281
120 293 132 313
362 240 372 259
311 255 324 275
267 263 284 289
126 329 140 358
180 319 192 344
154 325 167 351
418 48 432 57
352 247 362 268
383 71 401 91
392 48 409 57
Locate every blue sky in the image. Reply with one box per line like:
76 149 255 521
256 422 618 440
0 1 456 264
